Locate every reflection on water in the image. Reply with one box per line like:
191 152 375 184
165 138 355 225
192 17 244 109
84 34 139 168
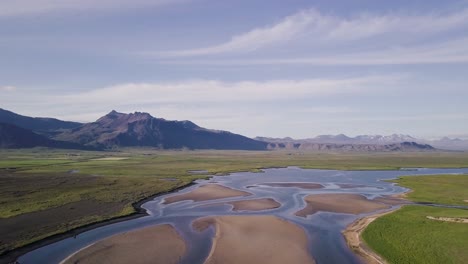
19 167 468 264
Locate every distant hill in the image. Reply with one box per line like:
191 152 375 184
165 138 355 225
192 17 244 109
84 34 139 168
256 133 468 151
265 141 435 152
54 110 268 150
0 108 82 134
0 123 91 149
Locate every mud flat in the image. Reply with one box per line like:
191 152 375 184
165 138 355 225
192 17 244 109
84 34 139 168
295 193 390 217
228 198 281 211
62 224 186 264
261 182 323 189
163 184 251 204
192 215 315 264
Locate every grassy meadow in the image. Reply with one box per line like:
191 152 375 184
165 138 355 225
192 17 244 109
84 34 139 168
1 148 468 259
363 174 468 264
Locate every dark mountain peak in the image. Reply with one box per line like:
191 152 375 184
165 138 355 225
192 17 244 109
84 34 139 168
0 108 82 132
55 111 266 150
97 110 153 125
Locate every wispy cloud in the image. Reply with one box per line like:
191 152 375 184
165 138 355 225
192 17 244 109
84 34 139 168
154 8 468 57
161 37 468 65
0 75 398 120
55 76 398 105
0 86 16 92
0 0 187 17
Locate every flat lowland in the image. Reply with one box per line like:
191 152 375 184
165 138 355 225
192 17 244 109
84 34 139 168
1 149 468 260
63 224 186 264
362 174 468 264
192 215 315 264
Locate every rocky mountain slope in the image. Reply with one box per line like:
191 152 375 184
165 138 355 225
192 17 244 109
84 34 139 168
54 110 268 150
0 123 90 149
0 108 82 135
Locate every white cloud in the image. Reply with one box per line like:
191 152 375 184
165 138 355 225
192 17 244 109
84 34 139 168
0 86 16 92
0 0 186 16
158 37 468 65
52 76 397 106
0 76 397 121
155 8 468 57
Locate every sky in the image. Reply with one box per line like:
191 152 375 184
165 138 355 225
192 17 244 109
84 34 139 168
1 0 468 139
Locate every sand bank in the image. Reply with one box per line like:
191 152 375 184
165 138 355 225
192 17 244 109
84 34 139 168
342 211 394 264
262 182 323 189
229 198 281 211
295 194 390 217
62 224 185 264
193 215 315 264
426 216 468 223
163 184 251 204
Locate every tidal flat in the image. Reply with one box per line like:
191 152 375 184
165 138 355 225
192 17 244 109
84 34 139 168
16 165 468 264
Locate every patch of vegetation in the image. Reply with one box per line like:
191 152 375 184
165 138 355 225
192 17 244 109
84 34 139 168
363 206 468 264
390 174 468 205
363 174 468 264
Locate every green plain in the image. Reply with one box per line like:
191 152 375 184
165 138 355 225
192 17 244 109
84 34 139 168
1 148 468 258
363 174 468 264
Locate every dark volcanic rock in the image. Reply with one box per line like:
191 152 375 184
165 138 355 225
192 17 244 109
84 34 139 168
55 111 267 150
0 123 92 150
0 108 82 133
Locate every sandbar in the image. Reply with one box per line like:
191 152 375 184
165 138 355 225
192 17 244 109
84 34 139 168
295 193 391 217
193 215 315 264
426 216 468 223
163 184 251 204
342 211 394 264
62 224 185 264
228 198 281 211
262 182 323 189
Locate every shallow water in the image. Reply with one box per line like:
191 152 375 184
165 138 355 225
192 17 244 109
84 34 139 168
19 167 468 264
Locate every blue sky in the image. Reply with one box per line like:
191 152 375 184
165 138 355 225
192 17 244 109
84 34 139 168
1 0 467 139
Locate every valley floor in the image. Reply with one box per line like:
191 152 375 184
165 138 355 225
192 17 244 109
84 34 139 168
1 148 468 262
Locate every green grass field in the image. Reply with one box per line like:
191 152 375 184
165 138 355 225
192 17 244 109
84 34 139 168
1 148 468 258
363 174 468 264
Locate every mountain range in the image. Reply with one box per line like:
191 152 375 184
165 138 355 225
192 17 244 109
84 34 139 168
0 108 266 150
256 134 468 151
1 108 464 151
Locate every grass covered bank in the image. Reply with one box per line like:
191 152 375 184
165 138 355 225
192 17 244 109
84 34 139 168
362 174 468 264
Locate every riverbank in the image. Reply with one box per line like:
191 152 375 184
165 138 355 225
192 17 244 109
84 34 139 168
0 182 194 264
342 210 396 264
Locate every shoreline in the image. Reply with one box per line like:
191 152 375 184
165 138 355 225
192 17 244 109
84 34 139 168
342 208 400 264
2 167 456 263
0 182 195 264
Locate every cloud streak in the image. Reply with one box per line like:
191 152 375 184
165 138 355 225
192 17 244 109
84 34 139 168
0 86 16 92
0 0 186 17
155 8 468 57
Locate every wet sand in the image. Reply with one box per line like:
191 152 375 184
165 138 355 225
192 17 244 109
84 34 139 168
62 224 185 264
296 194 391 217
342 211 394 264
193 215 315 264
228 198 281 211
426 216 468 223
262 182 323 189
163 184 251 204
